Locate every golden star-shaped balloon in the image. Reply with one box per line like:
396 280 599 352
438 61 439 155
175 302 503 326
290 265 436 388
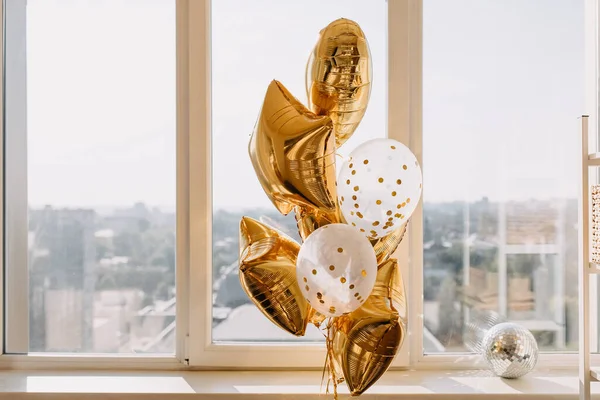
241 17 410 396
238 216 310 336
239 215 407 394
249 80 338 216
330 258 407 396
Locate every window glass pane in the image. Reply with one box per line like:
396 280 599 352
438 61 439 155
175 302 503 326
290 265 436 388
423 0 583 352
211 0 387 342
4 0 176 353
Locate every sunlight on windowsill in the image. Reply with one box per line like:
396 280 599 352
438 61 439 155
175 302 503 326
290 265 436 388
0 369 586 399
26 376 196 394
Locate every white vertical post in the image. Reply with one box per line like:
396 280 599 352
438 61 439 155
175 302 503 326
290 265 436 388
580 115 591 400
4 0 30 354
588 0 600 364
0 0 5 355
581 0 599 396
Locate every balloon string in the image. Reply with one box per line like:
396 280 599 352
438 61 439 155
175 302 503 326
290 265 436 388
321 323 329 391
320 323 329 394
325 319 338 400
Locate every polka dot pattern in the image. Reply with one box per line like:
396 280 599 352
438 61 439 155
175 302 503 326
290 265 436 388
296 224 377 317
337 138 422 239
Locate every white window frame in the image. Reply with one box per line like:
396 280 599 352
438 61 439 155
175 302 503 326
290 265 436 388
0 0 596 371
185 0 420 368
413 0 598 371
0 0 188 370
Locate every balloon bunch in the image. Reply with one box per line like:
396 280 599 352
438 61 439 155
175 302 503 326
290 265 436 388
239 18 422 397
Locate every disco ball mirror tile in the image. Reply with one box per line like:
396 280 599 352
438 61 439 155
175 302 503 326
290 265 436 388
481 322 538 378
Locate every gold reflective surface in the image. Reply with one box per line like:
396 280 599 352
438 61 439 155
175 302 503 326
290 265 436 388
371 221 408 265
239 18 416 396
330 258 406 396
294 205 341 241
238 216 310 336
306 18 372 147
249 80 338 216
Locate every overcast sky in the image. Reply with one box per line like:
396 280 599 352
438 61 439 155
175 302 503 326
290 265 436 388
18 0 583 209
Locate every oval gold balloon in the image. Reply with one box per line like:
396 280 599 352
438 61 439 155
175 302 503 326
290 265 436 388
306 18 372 147
239 216 310 336
249 80 338 216
331 258 406 396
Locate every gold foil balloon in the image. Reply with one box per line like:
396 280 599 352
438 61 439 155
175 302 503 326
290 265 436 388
241 18 410 397
294 207 407 261
371 221 408 265
249 80 338 216
306 18 372 147
294 205 341 241
337 206 408 264
239 216 310 336
309 308 327 328
330 258 407 396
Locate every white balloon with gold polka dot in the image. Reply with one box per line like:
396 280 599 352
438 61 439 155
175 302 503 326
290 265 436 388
296 224 377 317
338 138 422 239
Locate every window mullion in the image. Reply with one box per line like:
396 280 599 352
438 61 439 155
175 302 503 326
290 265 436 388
0 0 5 355
3 0 29 354
387 0 423 367
183 0 213 366
175 0 192 365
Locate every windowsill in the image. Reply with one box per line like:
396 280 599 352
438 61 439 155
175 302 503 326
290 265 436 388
0 369 594 399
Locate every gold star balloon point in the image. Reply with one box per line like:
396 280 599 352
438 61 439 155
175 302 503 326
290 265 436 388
330 258 407 396
238 216 310 336
238 19 422 397
249 80 338 216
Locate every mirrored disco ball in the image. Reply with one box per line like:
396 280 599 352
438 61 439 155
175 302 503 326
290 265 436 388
481 322 538 378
